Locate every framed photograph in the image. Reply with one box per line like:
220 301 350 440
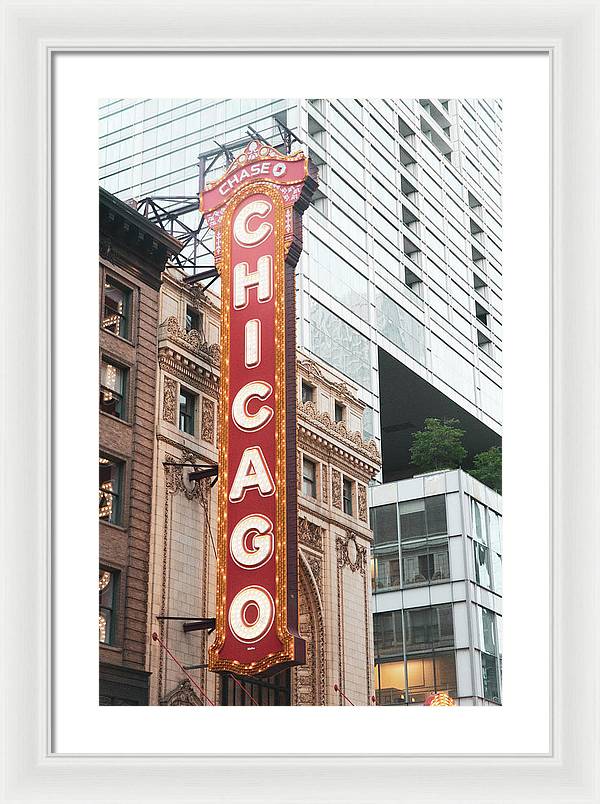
1 1 598 802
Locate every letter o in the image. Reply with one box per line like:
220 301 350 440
228 586 274 643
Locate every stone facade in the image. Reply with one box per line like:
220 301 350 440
145 272 381 706
146 268 221 706
99 188 182 705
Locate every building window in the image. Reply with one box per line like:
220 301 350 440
302 457 317 499
473 272 488 296
481 652 501 703
371 504 399 549
477 330 493 355
334 401 345 423
475 301 489 327
185 306 202 333
473 541 493 589
342 477 353 515
301 381 314 404
403 605 454 653
374 648 457 706
398 495 449 586
399 495 447 541
402 542 450 585
102 277 131 340
99 358 127 419
179 388 196 435
99 568 117 645
99 455 123 525
372 548 401 592
404 266 423 297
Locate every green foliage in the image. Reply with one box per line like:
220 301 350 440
468 446 502 493
410 418 467 474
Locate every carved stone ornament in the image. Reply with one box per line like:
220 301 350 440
297 358 359 404
358 483 368 523
298 517 324 551
298 399 381 465
161 315 221 367
162 376 177 424
201 397 216 443
164 452 209 502
331 468 342 509
160 678 202 706
336 532 367 575
321 464 329 505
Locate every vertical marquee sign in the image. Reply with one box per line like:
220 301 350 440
201 142 317 676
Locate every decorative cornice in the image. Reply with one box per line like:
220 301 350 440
158 347 219 397
159 316 221 367
297 358 360 406
298 400 381 467
298 428 375 484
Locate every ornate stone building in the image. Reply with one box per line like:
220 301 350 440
146 270 381 706
99 188 182 705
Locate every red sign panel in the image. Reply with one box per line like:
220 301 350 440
202 142 317 676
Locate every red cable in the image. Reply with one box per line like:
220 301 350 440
152 631 215 706
333 683 355 706
229 674 261 707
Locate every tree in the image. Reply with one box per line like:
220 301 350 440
468 446 502 493
410 418 466 474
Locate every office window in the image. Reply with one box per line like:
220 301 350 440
473 271 488 296
103 277 131 339
374 610 404 657
399 495 447 541
475 301 489 327
477 330 493 355
99 568 117 644
334 401 345 423
302 457 317 499
372 547 401 592
403 605 454 653
342 477 353 515
179 388 196 434
471 499 488 543
402 541 450 585
185 306 202 333
374 288 426 364
309 299 371 389
405 266 423 297
376 651 457 706
480 607 497 655
99 358 127 419
371 504 398 549
99 456 123 525
301 381 314 404
481 652 501 703
473 541 493 589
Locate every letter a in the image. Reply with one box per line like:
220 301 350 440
229 446 275 502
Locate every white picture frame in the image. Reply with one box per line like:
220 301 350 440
1 1 598 801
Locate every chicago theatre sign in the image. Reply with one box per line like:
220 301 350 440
201 142 317 676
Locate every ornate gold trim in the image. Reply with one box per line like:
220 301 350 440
209 181 297 675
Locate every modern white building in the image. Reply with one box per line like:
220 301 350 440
99 98 502 468
99 97 503 705
370 469 502 706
